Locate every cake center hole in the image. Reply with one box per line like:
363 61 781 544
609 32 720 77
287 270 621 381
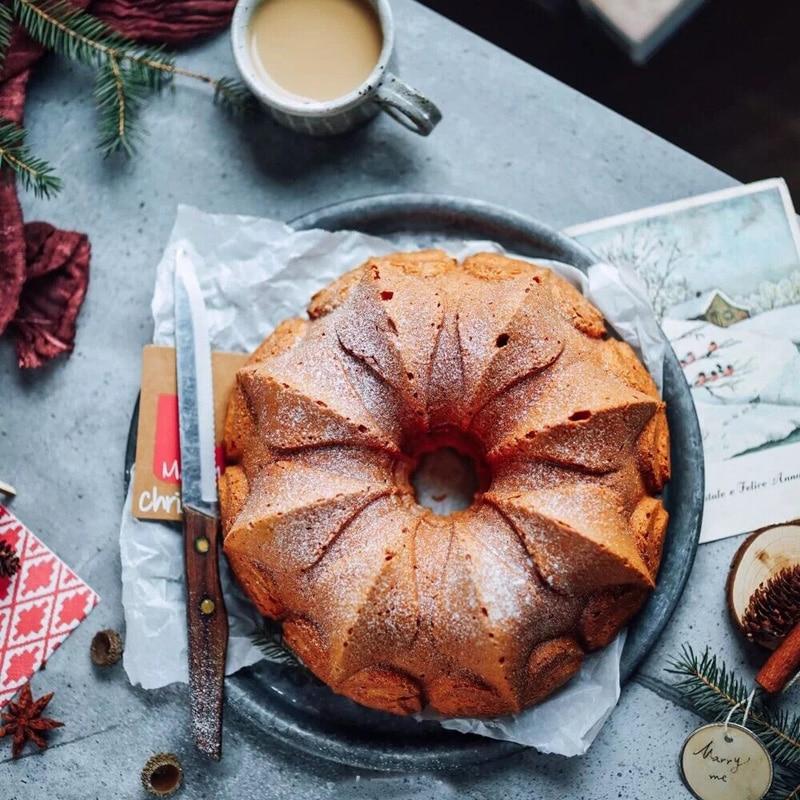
411 446 482 516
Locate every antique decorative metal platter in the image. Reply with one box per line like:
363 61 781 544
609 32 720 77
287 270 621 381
125 193 704 772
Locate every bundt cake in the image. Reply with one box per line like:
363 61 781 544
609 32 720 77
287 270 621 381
220 250 670 717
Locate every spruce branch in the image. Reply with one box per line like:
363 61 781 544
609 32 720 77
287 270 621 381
251 626 301 669
11 0 253 156
94 58 146 156
0 4 14 72
667 645 800 771
769 770 800 800
213 77 256 117
0 118 61 197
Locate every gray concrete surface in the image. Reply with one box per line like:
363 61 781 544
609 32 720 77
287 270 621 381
0 0 751 797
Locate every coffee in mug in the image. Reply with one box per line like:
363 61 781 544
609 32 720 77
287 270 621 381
248 0 383 102
231 0 442 136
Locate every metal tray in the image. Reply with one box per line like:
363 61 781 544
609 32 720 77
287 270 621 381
125 193 704 772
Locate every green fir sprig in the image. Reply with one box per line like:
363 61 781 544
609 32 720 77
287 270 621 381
251 626 302 669
0 119 62 197
0 4 14 71
668 645 800 800
0 0 254 192
213 76 256 118
93 59 147 156
771 771 800 800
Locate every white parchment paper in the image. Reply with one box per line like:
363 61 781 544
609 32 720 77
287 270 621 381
119 204 665 756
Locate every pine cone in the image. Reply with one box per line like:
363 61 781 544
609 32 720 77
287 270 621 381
742 564 800 648
0 541 20 579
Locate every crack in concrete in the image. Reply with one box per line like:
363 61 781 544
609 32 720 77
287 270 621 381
0 719 127 765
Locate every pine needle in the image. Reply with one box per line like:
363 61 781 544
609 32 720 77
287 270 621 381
0 118 61 197
667 645 800 771
94 58 147 156
769 770 800 800
0 4 14 73
213 77 256 118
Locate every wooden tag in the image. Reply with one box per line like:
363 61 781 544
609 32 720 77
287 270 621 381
680 723 773 800
132 345 248 522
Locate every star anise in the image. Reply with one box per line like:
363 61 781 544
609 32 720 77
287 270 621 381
0 540 20 579
0 683 64 758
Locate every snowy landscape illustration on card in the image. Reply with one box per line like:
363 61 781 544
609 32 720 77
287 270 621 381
566 179 800 542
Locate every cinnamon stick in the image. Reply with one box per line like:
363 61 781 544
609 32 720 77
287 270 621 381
756 620 800 693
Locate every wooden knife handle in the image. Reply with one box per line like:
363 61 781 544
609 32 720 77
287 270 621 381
183 506 228 760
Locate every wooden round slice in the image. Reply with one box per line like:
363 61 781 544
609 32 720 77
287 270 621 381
727 522 800 649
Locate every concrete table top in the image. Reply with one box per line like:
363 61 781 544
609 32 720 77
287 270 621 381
0 1 747 797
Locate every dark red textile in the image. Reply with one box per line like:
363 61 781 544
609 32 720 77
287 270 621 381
91 1 236 45
0 1 235 367
0 71 30 335
15 222 91 368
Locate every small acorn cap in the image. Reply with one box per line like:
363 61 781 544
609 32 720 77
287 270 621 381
141 753 183 797
90 629 124 667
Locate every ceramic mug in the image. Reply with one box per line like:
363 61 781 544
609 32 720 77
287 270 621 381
231 0 442 136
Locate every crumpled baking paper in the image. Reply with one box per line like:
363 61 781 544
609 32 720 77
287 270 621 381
119 204 665 756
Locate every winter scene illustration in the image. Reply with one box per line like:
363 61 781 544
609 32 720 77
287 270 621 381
567 179 800 465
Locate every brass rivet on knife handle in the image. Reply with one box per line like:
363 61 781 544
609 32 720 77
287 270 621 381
195 536 210 554
183 506 228 761
199 598 216 615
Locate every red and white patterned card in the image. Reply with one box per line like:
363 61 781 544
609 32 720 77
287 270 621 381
0 505 100 708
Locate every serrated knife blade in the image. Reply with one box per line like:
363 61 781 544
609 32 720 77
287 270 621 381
174 247 228 761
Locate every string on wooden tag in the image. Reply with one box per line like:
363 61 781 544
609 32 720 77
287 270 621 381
722 688 755 740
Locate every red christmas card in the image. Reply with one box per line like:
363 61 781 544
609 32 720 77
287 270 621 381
0 505 100 708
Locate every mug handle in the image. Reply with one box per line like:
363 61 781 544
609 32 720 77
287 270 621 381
375 73 442 136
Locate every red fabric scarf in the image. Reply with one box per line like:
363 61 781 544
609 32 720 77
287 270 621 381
0 1 235 367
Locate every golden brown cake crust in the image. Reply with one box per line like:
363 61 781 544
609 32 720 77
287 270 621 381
221 250 670 717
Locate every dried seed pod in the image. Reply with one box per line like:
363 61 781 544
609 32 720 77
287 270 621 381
89 629 124 667
0 683 63 758
141 753 183 797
